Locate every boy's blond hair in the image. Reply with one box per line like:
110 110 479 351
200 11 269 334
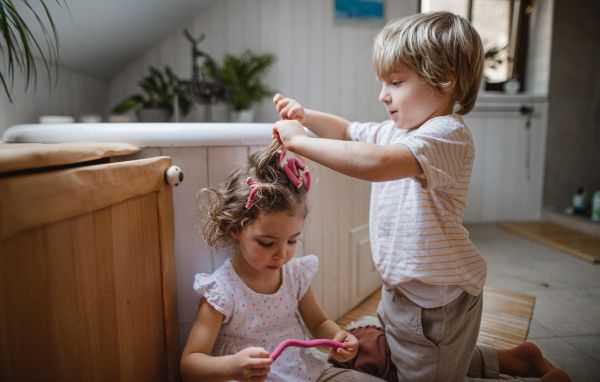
373 11 483 115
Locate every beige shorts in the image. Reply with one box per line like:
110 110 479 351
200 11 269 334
377 287 542 382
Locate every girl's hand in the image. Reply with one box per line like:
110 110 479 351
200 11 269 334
272 119 308 150
328 330 359 363
228 347 273 382
273 93 306 124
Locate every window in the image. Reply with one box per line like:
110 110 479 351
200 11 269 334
421 0 533 92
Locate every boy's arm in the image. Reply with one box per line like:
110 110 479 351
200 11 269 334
273 120 423 182
273 93 351 141
302 109 352 141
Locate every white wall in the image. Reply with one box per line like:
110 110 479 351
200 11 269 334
1 62 109 137
108 0 418 124
525 0 553 95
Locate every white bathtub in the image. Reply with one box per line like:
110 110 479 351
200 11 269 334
3 122 274 147
3 123 377 349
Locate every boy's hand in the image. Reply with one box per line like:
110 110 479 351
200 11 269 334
272 119 308 151
328 330 359 363
228 347 272 382
273 93 306 124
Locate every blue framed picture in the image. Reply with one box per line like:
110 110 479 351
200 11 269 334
335 0 384 25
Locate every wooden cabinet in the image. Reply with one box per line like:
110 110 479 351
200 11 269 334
0 144 180 381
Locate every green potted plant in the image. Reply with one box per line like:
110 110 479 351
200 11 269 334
201 49 276 122
1 0 66 103
112 65 192 122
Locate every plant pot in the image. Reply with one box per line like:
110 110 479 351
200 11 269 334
231 109 255 123
137 108 170 122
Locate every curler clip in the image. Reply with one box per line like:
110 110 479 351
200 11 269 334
283 157 311 192
246 177 259 209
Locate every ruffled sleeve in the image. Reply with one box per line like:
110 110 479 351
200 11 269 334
193 273 233 322
291 255 319 301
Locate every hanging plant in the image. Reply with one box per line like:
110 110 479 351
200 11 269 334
0 0 67 103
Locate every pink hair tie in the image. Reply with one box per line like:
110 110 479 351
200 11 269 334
283 157 311 192
270 339 343 361
245 177 258 209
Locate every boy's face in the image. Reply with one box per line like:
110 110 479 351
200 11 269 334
378 62 454 131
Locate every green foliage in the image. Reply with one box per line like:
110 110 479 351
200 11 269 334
112 66 192 117
201 49 276 111
0 0 65 103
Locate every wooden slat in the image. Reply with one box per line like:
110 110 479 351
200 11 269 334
336 286 535 351
157 178 181 382
499 222 600 263
0 156 170 240
0 194 168 381
0 143 139 173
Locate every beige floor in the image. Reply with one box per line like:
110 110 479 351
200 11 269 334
467 223 600 382
337 223 600 382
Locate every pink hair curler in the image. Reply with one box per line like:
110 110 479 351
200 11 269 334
245 177 259 209
282 157 310 191
269 339 344 361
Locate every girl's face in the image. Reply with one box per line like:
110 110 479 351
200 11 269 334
379 62 455 131
230 209 305 280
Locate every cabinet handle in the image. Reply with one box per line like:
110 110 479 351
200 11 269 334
520 106 534 182
165 165 184 187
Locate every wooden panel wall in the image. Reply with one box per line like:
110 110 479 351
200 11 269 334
463 100 548 222
108 0 419 124
0 62 109 136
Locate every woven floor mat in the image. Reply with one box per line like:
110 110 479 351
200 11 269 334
499 221 600 263
337 286 535 350
477 286 535 349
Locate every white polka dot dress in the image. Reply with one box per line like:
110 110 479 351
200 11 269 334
194 255 331 382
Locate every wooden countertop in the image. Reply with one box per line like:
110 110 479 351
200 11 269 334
0 143 139 174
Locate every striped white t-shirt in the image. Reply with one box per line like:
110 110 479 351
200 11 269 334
348 115 486 305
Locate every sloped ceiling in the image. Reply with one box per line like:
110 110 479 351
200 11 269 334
15 0 217 80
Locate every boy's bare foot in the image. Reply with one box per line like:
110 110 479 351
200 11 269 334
541 368 571 382
498 342 570 381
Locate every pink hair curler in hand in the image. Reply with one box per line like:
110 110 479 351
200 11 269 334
270 339 344 361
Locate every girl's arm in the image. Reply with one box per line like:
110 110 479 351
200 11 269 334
298 285 358 363
273 119 423 182
180 298 272 382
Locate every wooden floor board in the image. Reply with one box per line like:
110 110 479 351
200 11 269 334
498 222 600 263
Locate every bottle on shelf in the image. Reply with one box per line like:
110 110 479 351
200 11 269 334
592 191 600 221
573 187 586 215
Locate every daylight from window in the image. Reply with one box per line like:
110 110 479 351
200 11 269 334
422 0 512 83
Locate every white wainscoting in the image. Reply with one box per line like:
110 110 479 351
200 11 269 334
463 95 549 223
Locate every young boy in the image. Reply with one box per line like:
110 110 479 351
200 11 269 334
273 11 570 382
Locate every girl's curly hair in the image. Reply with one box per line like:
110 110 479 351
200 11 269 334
197 140 309 250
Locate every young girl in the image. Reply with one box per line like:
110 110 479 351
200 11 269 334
180 141 385 382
